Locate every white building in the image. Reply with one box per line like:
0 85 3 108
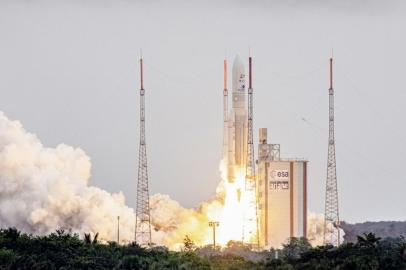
257 128 307 248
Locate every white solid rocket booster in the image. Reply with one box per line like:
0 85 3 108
225 55 248 181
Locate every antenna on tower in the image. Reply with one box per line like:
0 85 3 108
135 55 152 246
248 54 252 89
323 56 340 246
224 58 228 91
242 54 260 248
140 55 144 90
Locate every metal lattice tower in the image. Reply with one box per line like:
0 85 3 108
135 56 152 246
242 56 260 247
323 57 340 246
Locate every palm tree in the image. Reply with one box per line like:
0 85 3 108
84 233 91 244
92 232 99 245
84 232 99 245
357 233 381 248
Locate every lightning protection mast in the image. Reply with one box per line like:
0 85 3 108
135 55 152 246
323 57 340 246
242 55 260 248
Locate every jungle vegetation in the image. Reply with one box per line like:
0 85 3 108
0 228 405 269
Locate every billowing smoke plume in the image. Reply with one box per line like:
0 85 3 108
150 194 224 249
306 212 325 246
0 112 136 243
306 212 345 247
0 111 336 249
0 112 221 248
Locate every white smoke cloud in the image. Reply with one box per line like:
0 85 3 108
306 212 345 247
150 194 221 249
0 111 220 248
306 212 325 246
0 112 135 243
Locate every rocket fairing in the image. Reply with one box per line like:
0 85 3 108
224 55 248 182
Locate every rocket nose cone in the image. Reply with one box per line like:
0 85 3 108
232 55 244 73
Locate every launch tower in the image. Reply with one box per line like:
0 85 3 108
323 57 340 246
135 56 152 246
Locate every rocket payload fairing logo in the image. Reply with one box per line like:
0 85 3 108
239 74 245 91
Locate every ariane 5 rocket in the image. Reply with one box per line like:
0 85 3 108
223 55 248 182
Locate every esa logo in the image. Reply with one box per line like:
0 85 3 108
270 170 289 180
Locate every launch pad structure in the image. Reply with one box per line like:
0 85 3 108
222 54 308 249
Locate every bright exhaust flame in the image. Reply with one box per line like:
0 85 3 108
151 158 254 249
216 165 245 246
148 163 248 249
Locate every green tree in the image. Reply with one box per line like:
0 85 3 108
118 255 151 270
281 237 311 261
0 247 15 268
357 232 381 248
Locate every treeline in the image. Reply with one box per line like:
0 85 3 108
0 228 405 269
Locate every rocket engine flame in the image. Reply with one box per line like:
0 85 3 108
216 162 244 245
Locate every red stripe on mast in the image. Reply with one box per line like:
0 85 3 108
249 56 252 89
140 58 144 90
